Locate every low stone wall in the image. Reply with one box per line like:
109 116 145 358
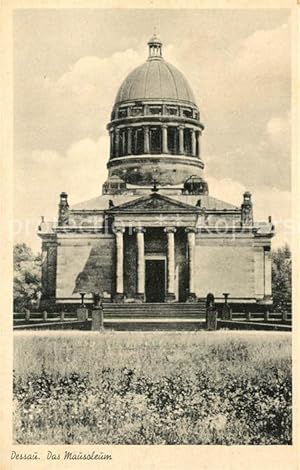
217 320 292 332
13 320 92 331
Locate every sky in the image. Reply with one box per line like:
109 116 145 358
13 8 292 252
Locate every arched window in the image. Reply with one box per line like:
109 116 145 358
167 127 178 155
184 129 192 155
133 128 144 155
120 129 128 156
114 131 120 157
150 127 162 154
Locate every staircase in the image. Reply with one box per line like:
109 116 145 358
102 301 206 330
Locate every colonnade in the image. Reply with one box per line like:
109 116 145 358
114 226 197 302
110 125 200 158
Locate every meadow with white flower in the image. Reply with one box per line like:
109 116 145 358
13 330 292 445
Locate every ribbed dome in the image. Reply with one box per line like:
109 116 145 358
107 36 205 187
115 59 196 105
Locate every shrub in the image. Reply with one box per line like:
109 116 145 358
272 244 292 313
13 243 41 312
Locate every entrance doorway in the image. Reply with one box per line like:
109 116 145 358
145 259 165 302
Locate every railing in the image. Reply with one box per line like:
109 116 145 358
217 311 292 323
13 303 292 332
14 310 85 324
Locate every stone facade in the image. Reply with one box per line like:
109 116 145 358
38 35 274 311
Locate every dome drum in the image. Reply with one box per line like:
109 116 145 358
108 123 202 161
107 154 204 186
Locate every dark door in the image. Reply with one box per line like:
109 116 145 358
145 260 165 303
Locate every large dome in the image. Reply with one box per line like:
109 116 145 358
115 60 196 105
106 35 206 188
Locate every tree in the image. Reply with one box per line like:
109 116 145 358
13 243 41 312
272 244 292 313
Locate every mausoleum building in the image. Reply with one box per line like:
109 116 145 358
38 35 275 310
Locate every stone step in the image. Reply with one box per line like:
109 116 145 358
103 303 205 310
103 302 206 306
103 313 205 319
103 306 205 311
102 303 206 317
101 320 206 331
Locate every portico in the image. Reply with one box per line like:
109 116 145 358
108 192 200 303
113 224 196 303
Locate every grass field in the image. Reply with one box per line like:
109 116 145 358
13 330 292 445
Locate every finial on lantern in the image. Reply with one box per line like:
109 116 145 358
148 32 163 59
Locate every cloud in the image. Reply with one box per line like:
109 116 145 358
170 19 290 108
15 47 146 152
207 175 292 248
14 136 110 251
235 21 290 80
266 112 290 150
18 136 109 205
54 48 144 105
206 177 245 206
204 110 290 191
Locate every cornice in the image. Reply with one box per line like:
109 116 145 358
107 115 204 130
